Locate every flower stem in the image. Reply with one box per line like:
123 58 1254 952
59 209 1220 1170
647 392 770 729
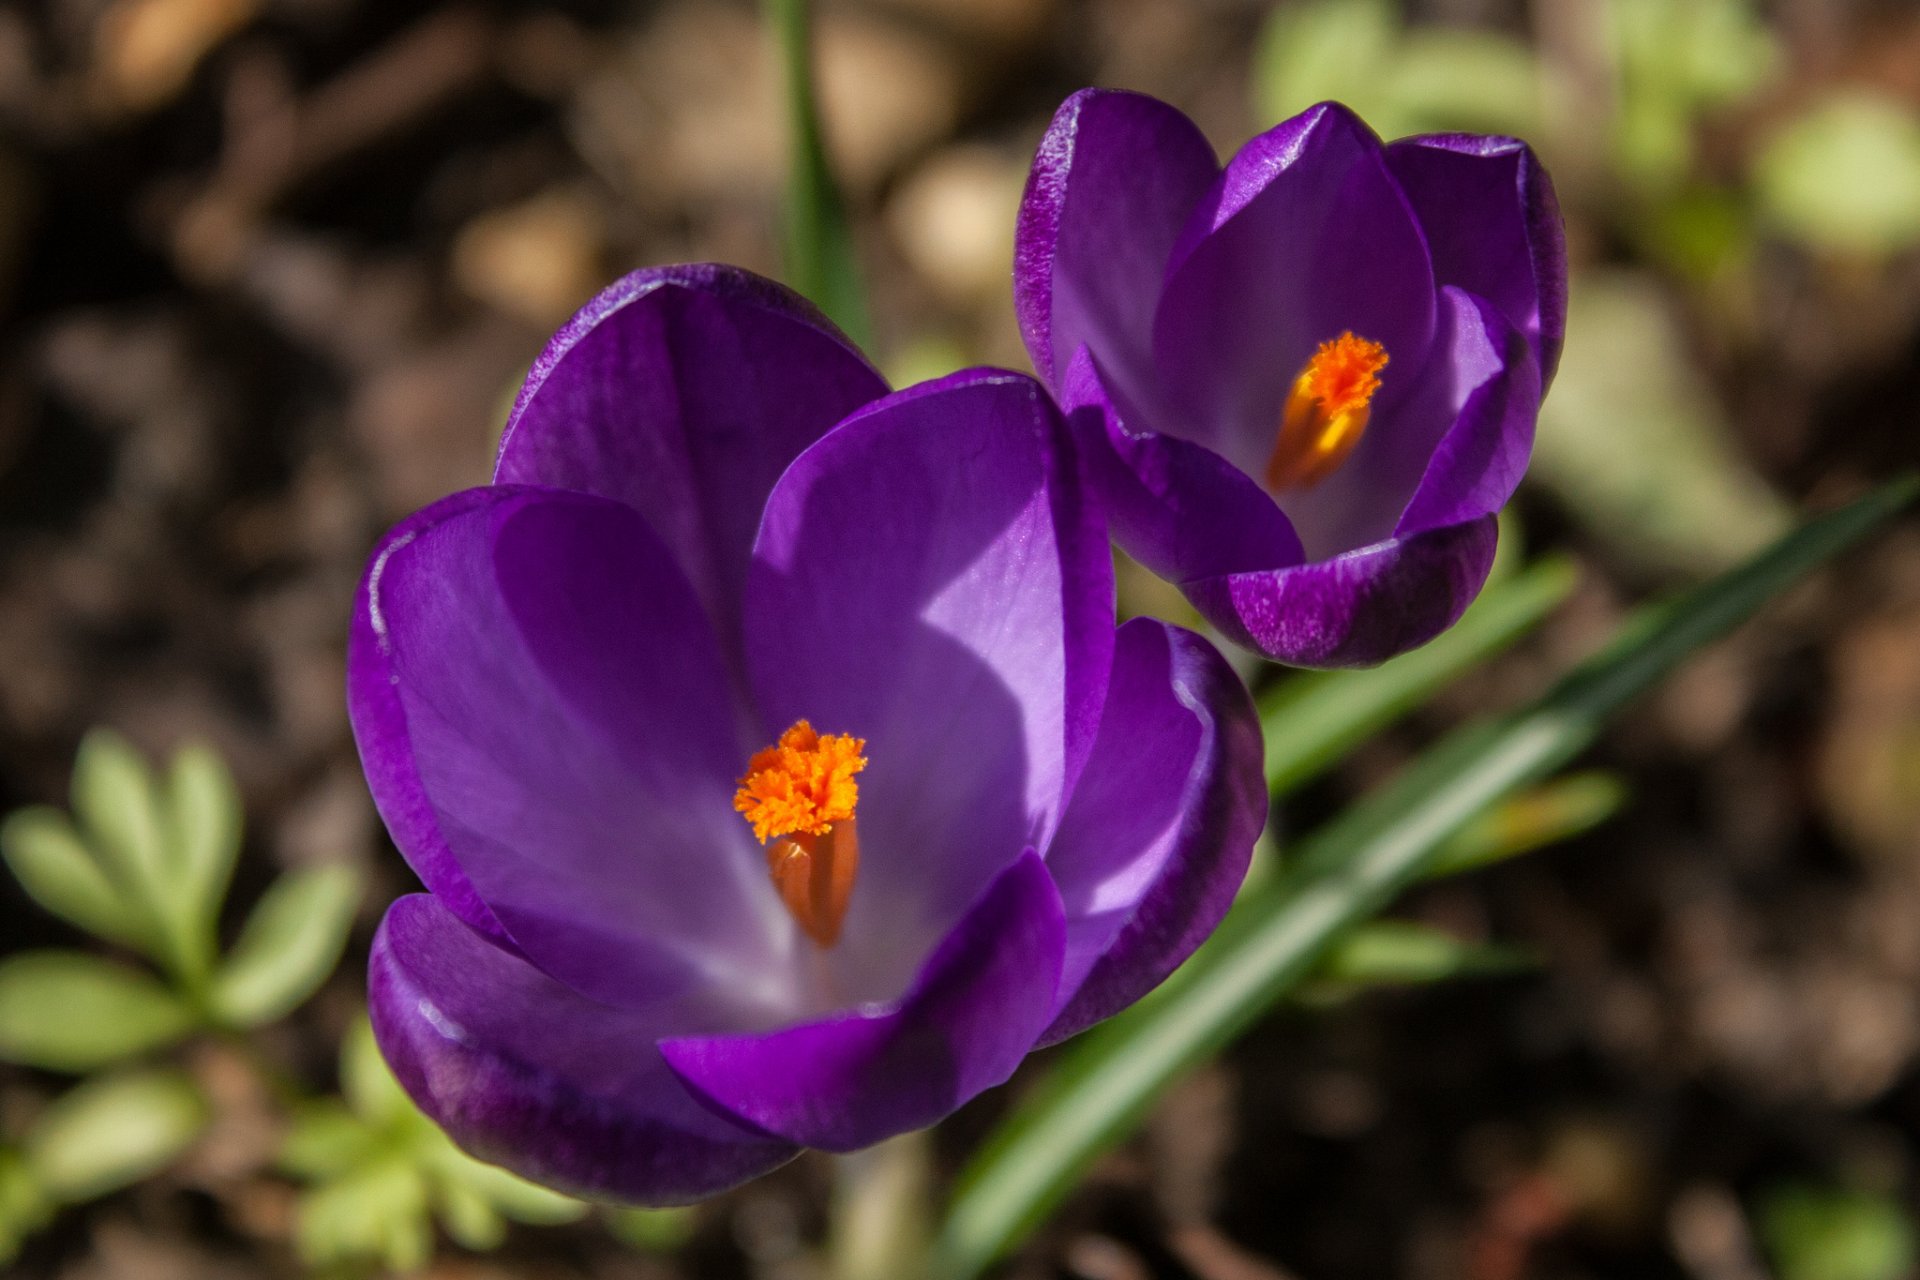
762 0 870 347
828 1130 933 1280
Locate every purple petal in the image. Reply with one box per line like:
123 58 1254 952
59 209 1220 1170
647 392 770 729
1386 134 1568 381
349 490 515 949
1062 347 1304 583
349 484 792 1010
1183 515 1500 669
1040 619 1265 1047
1396 290 1542 536
743 370 1113 1002
1152 103 1438 472
494 264 888 650
370 895 796 1205
1015 89 1218 404
659 850 1066 1152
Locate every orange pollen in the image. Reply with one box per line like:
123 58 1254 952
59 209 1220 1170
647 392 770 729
1301 332 1388 419
733 721 868 947
1265 332 1389 493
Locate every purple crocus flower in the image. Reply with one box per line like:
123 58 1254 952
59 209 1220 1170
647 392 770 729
348 265 1266 1204
1016 91 1566 667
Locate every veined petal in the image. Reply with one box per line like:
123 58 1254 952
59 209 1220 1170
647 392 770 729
349 489 518 949
1062 346 1303 584
744 370 1113 1004
1153 103 1438 471
1386 134 1567 381
1041 619 1265 1046
1183 516 1500 669
349 485 793 1011
495 264 888 651
1016 88 1218 405
1397 289 1542 536
370 895 796 1205
659 851 1066 1152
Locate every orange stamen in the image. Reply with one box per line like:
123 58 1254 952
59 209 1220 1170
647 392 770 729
733 721 867 947
1265 332 1389 492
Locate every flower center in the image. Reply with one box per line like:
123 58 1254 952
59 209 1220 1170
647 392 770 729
732 720 868 947
1264 332 1389 493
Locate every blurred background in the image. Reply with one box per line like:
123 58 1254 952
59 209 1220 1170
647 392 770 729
2 0 1920 1277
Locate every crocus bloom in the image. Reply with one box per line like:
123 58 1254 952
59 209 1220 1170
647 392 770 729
349 265 1266 1204
1016 91 1566 667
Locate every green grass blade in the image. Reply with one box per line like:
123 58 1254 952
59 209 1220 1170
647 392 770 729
1260 555 1578 795
932 478 1916 1280
764 0 869 347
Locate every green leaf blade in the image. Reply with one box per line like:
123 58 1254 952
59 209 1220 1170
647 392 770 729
0 952 196 1072
1426 770 1627 877
1260 554 1578 796
165 743 242 941
1312 920 1534 987
70 731 208 983
0 807 145 947
764 0 868 345
70 731 167 900
23 1070 208 1202
932 479 1917 1280
209 865 362 1027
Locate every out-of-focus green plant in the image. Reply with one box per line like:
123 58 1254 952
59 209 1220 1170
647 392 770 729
1754 93 1920 258
1259 553 1577 797
1256 0 1540 140
1426 771 1626 878
0 730 362 1260
1761 1183 1918 1280
606 1205 699 1252
1604 0 1778 197
0 730 362 1067
1535 273 1794 577
1302 921 1534 997
282 1018 586 1274
764 0 867 346
0 1069 208 1262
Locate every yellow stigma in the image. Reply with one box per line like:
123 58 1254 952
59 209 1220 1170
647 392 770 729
1265 332 1389 493
733 721 868 947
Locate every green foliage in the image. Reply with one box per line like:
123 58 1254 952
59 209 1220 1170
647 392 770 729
1761 1184 1918 1280
0 952 194 1071
0 1149 52 1264
0 732 363 1065
765 0 868 345
22 1070 209 1203
210 865 363 1027
1608 0 1779 194
1260 554 1577 796
607 1206 699 1252
0 734 363 1263
1755 93 1920 257
1311 920 1534 989
0 1068 212 1262
71 730 207 983
1426 771 1627 877
1534 273 1793 577
283 1019 586 1272
6 730 251 988
165 744 243 946
1255 0 1539 140
930 480 1917 1279
1 807 148 949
